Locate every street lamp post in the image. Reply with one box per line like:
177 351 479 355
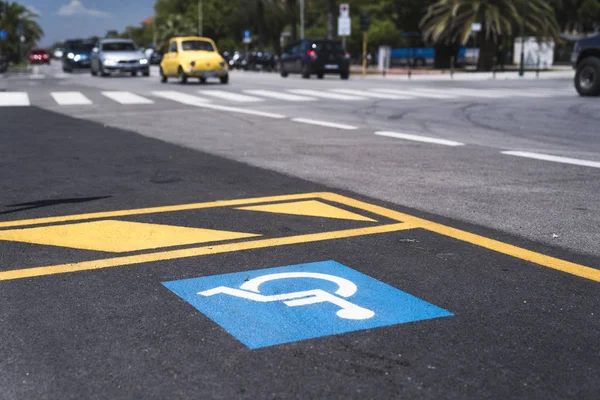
198 0 203 36
519 0 528 77
300 0 304 39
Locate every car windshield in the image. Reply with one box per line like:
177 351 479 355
181 40 214 52
102 42 136 52
311 41 344 55
31 50 46 54
67 42 95 52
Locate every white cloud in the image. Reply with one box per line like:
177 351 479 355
25 5 42 16
57 0 111 18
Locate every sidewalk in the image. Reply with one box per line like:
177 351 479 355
350 66 574 81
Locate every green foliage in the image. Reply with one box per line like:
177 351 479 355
421 0 560 45
0 2 44 60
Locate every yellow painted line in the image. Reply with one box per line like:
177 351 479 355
320 193 600 283
0 192 326 229
237 200 376 222
0 223 412 281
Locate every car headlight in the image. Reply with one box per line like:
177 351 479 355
67 52 74 59
139 58 148 65
103 59 117 66
74 54 81 62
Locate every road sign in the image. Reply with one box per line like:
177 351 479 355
471 23 482 32
0 30 6 40
339 3 349 18
163 260 453 349
243 30 252 44
338 17 351 37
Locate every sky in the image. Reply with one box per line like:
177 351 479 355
24 0 156 46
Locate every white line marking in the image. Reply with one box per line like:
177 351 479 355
0 92 30 106
291 118 358 130
152 91 285 119
501 151 600 169
372 88 456 99
30 74 45 80
101 91 154 105
331 89 412 100
51 92 93 105
487 90 550 98
198 90 263 102
244 90 316 102
416 88 508 99
288 89 365 100
374 131 465 147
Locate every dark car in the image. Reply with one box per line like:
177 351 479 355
28 48 51 65
279 39 349 79
62 39 95 72
150 50 163 65
572 35 600 96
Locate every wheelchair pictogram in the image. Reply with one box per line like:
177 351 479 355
198 272 375 320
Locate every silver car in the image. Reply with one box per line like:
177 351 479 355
90 39 149 77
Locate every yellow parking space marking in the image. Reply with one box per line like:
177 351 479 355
0 220 259 253
0 193 319 229
237 200 376 222
318 193 600 283
0 192 597 282
0 223 412 281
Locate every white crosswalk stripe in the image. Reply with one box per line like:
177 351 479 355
332 89 413 100
371 88 457 99
288 89 365 100
101 91 154 105
198 90 263 102
244 90 316 101
51 92 93 105
151 91 210 105
0 92 30 106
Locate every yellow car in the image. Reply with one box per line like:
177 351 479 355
160 36 229 84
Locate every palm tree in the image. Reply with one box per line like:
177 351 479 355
421 0 559 70
0 2 44 62
157 14 197 49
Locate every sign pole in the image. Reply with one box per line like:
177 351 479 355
362 31 367 76
198 0 203 36
300 0 305 40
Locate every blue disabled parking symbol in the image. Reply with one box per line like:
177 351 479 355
163 261 453 349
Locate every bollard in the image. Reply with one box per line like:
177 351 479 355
450 56 454 79
536 55 540 78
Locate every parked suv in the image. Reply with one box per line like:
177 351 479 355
280 39 350 79
90 39 149 77
572 35 600 96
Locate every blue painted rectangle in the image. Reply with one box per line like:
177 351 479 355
162 261 452 349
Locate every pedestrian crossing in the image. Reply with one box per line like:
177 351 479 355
0 86 575 108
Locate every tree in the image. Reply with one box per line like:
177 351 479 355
421 0 559 70
0 2 43 62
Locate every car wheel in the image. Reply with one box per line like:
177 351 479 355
301 64 311 79
340 71 349 80
90 67 97 76
99 62 109 77
220 74 229 84
317 73 324 79
280 66 288 78
130 71 137 77
143 69 150 77
200 77 207 84
178 67 187 84
575 57 600 97
160 67 167 83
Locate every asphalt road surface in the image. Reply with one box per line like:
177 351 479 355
0 63 598 400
